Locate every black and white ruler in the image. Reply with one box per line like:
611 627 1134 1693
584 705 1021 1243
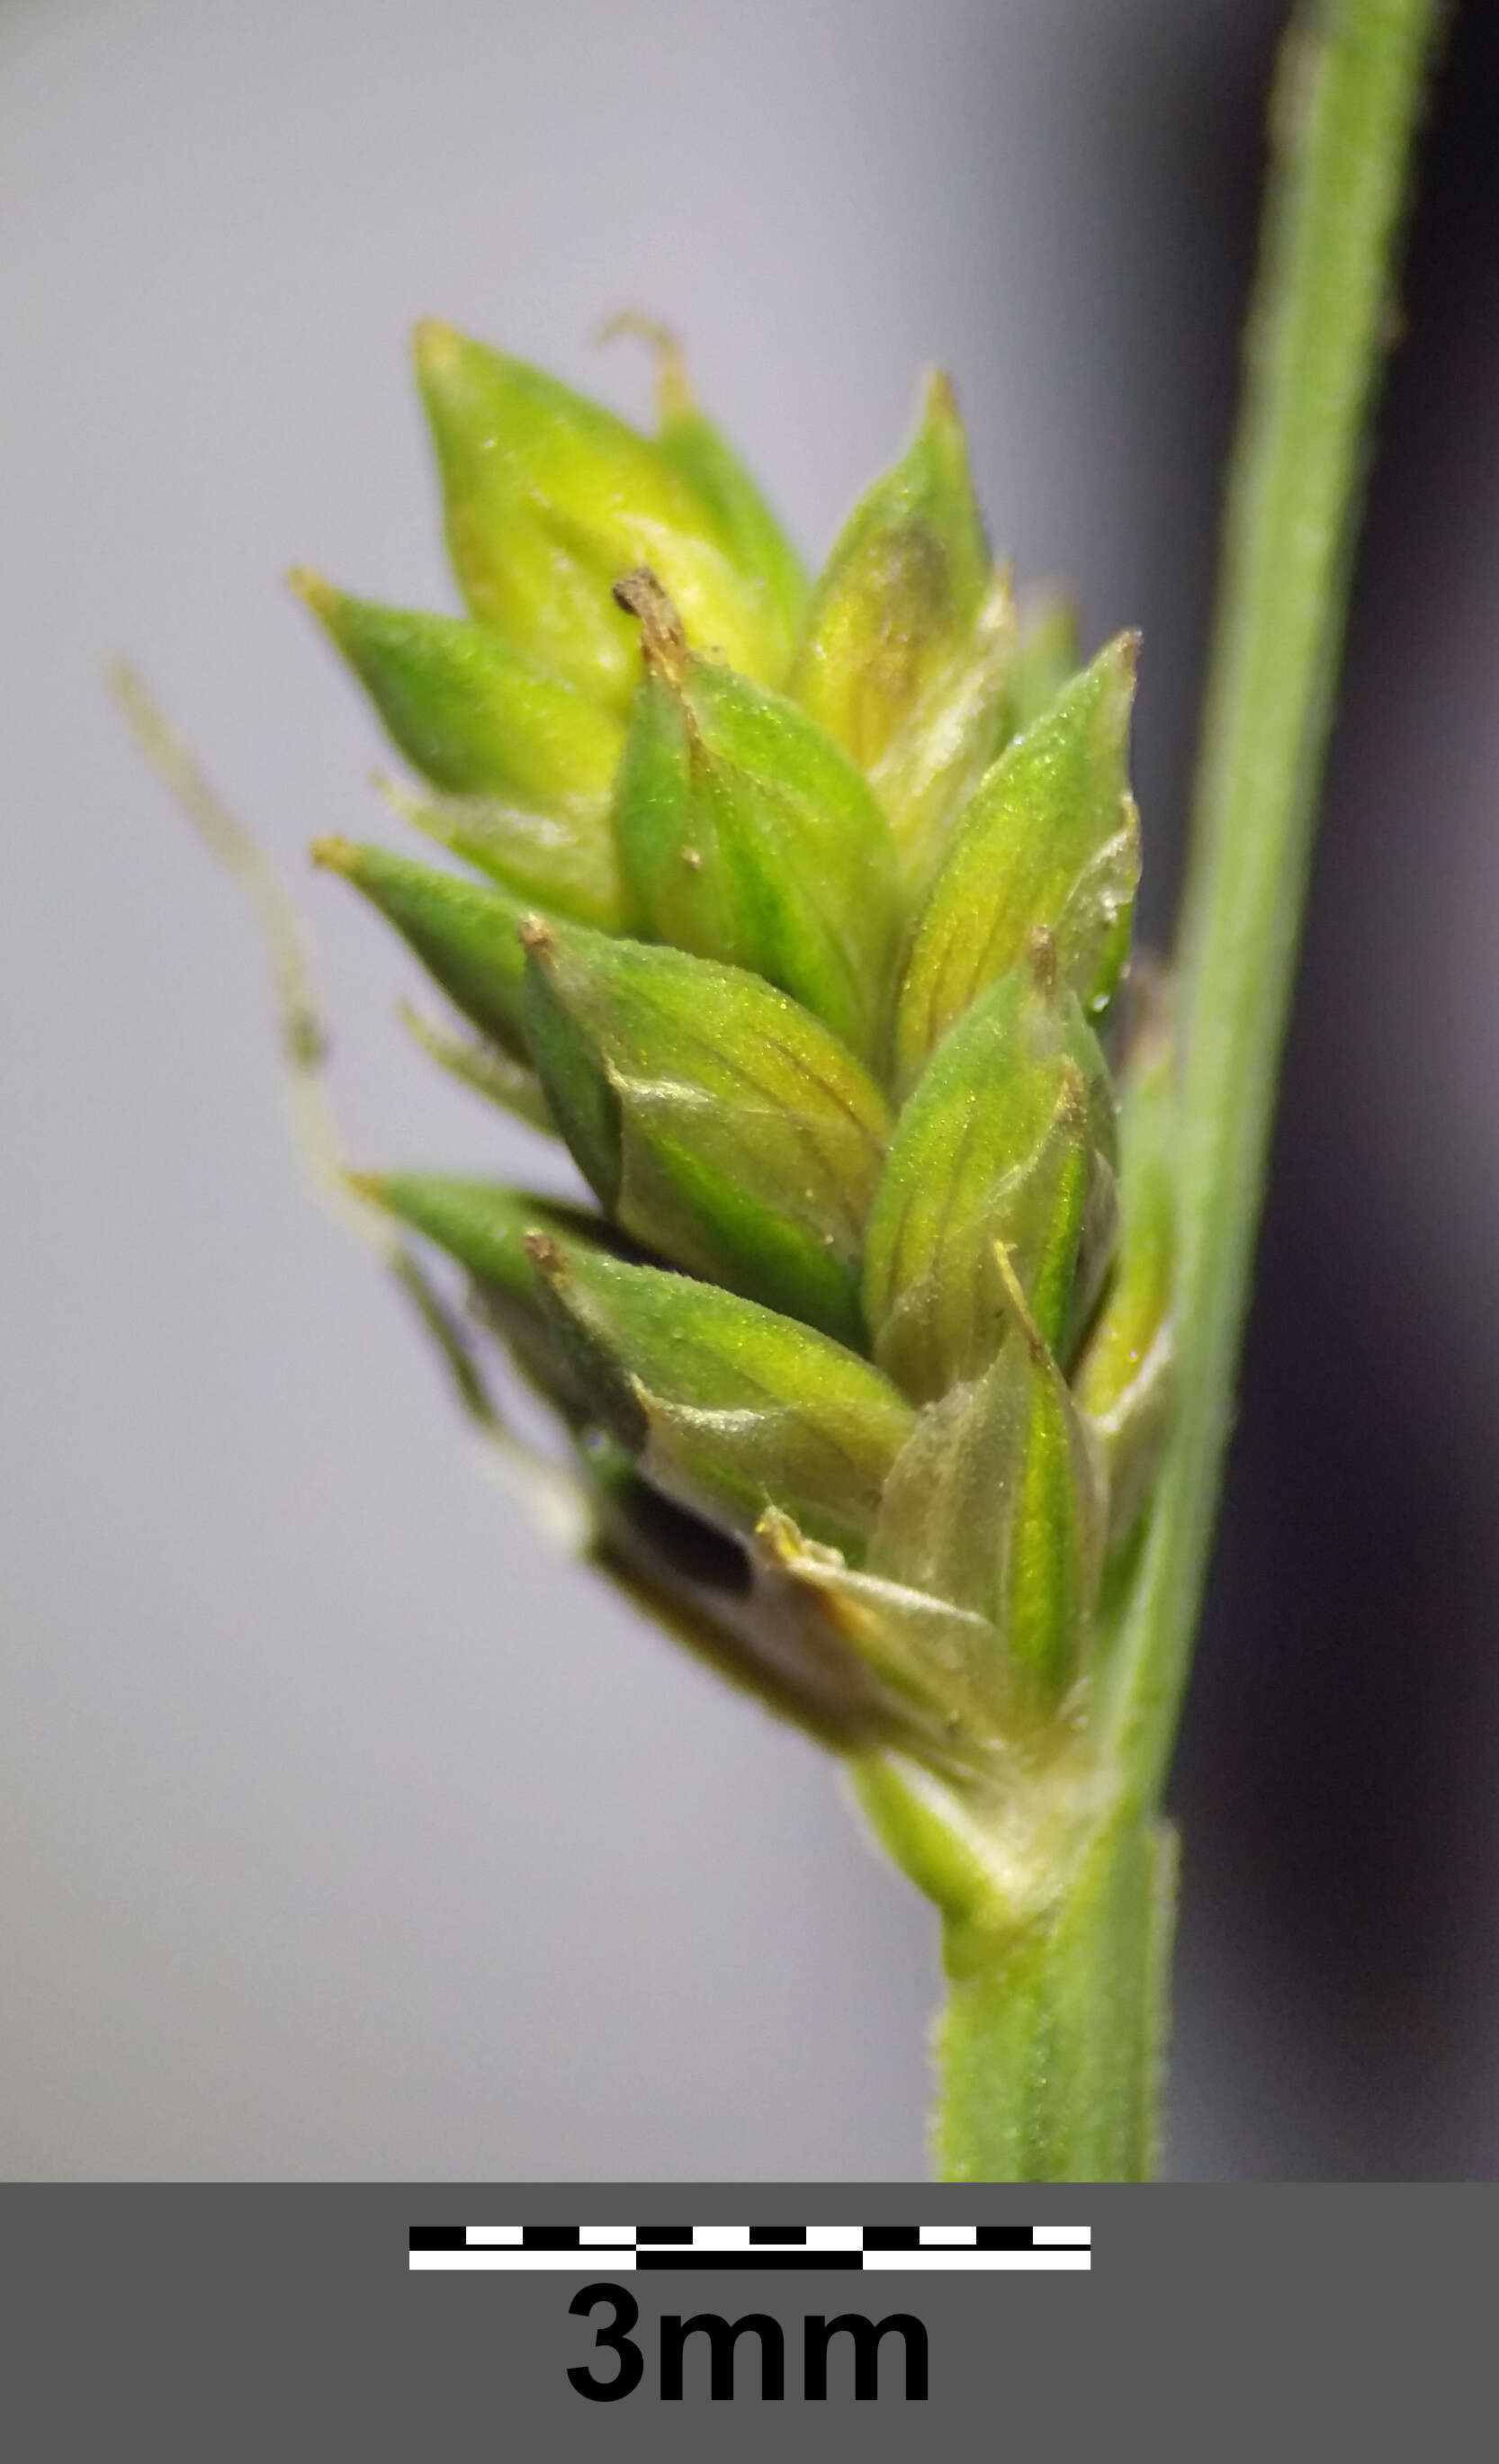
408 2224 1090 2272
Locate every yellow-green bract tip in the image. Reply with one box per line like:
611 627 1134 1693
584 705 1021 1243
286 565 339 622
919 367 961 432
412 316 464 380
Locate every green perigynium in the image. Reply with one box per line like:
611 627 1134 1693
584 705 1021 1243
300 318 1179 2173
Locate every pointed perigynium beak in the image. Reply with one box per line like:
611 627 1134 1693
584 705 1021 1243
521 1231 914 1563
519 910 892 1348
289 567 624 810
611 567 899 1063
790 371 992 772
863 927 1117 1402
412 318 794 707
310 835 540 1060
892 629 1141 1090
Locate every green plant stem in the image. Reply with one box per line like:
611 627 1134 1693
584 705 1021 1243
1103 0 1439 1797
935 0 1440 2180
937 1812 1179 2182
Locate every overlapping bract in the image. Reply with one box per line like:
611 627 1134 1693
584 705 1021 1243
304 322 1174 1780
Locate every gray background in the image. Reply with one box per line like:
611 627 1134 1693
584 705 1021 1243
4 0 1497 2180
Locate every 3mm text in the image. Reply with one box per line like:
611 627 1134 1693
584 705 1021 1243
566 2280 929 2402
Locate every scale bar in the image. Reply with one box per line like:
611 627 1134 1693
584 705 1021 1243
409 2222 1091 2274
